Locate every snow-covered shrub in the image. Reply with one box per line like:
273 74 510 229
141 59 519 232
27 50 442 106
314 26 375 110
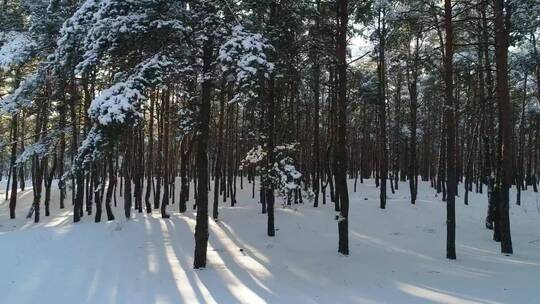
241 143 306 202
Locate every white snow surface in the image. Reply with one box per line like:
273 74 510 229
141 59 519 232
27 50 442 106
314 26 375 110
0 179 539 304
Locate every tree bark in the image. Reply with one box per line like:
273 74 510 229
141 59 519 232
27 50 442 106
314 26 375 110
8 114 18 219
193 36 213 269
336 0 349 255
493 0 513 254
444 0 456 260
378 6 388 209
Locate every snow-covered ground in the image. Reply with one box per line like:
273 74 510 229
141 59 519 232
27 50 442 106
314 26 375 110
0 179 539 304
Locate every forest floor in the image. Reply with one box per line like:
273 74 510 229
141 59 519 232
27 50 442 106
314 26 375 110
0 179 539 304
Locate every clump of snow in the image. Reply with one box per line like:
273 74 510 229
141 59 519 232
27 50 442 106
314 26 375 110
273 144 302 195
243 145 267 166
88 55 171 127
88 81 144 126
73 127 106 172
16 133 60 165
0 31 36 71
218 25 274 103
0 72 43 115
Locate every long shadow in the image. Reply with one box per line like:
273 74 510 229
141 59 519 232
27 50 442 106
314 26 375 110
167 216 274 303
76 217 190 303
83 239 119 304
2 224 115 304
207 221 275 300
216 221 272 269
165 217 240 303
396 282 504 304
161 218 217 303
145 218 213 303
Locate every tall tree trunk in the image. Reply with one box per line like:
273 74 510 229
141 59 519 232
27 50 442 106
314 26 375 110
408 36 420 205
265 2 278 237
93 163 102 223
336 0 349 255
161 90 171 218
71 78 84 223
8 113 18 219
44 155 56 217
179 137 189 213
213 79 226 219
444 0 456 260
266 76 276 237
145 96 155 213
312 0 321 208
394 68 402 191
193 37 213 269
378 6 388 209
493 0 513 254
123 139 132 220
58 99 66 210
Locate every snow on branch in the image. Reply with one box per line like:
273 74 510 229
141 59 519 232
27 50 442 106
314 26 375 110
53 0 103 68
88 54 171 127
15 127 69 165
74 54 171 171
73 126 106 172
218 25 274 103
0 71 44 115
88 81 145 126
0 31 37 71
63 0 185 74
273 143 303 193
242 145 267 166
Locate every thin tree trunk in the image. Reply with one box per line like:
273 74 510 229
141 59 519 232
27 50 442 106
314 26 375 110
378 6 388 209
8 113 18 219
